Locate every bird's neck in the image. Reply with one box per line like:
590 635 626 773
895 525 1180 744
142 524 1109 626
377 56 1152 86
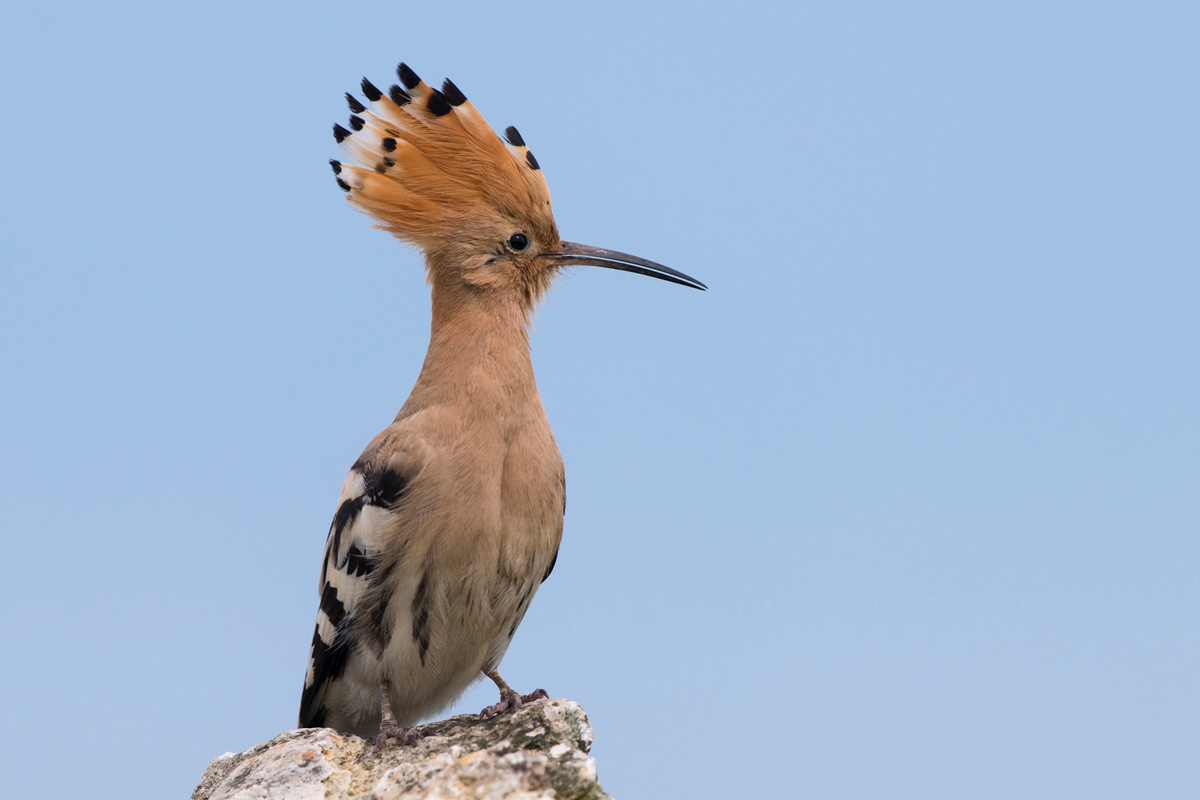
398 282 540 419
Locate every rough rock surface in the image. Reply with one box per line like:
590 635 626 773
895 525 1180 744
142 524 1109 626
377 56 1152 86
192 699 610 800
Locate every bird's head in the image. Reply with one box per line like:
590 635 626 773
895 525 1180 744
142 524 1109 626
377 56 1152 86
331 63 704 308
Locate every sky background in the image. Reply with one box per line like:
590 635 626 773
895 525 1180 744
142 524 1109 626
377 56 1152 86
1 2 1197 798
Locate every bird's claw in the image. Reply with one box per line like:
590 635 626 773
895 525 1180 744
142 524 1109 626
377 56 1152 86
479 688 549 719
376 718 422 748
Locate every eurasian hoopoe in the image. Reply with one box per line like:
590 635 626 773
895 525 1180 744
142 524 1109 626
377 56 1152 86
299 62 705 746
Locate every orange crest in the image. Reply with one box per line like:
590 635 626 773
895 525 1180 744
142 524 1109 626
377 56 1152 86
331 64 557 257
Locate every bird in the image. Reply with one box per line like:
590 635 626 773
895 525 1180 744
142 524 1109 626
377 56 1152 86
298 61 705 747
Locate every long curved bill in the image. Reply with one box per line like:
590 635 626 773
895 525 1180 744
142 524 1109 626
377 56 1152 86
548 241 707 290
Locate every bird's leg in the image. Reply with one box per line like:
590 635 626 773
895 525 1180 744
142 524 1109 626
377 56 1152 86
479 668 548 719
376 680 420 747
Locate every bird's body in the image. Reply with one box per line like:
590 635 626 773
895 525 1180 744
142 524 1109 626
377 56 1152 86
300 62 703 743
303 285 563 737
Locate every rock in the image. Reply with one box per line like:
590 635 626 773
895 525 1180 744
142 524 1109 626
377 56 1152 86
192 699 610 800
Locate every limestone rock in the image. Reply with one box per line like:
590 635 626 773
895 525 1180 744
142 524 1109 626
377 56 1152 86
192 699 610 800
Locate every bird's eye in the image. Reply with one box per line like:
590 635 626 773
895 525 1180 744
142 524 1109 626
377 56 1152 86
508 232 529 251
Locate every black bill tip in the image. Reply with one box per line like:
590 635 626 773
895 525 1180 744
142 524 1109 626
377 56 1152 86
550 241 706 291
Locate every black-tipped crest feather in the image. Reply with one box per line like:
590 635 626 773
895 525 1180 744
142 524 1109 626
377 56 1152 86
427 89 452 117
360 78 383 102
389 85 411 106
397 63 420 90
330 60 558 269
442 79 467 106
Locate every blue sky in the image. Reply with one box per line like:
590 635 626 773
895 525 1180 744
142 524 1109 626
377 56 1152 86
2 2 1197 798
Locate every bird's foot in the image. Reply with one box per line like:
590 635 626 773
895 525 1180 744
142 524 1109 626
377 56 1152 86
376 717 422 748
375 678 422 747
479 687 549 719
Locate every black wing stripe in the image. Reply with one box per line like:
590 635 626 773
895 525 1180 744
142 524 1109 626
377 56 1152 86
330 495 365 567
299 621 350 728
319 582 348 628
344 543 375 578
301 458 415 725
367 465 408 507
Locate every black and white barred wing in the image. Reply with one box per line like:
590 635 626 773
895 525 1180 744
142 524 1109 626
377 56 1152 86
298 449 415 728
